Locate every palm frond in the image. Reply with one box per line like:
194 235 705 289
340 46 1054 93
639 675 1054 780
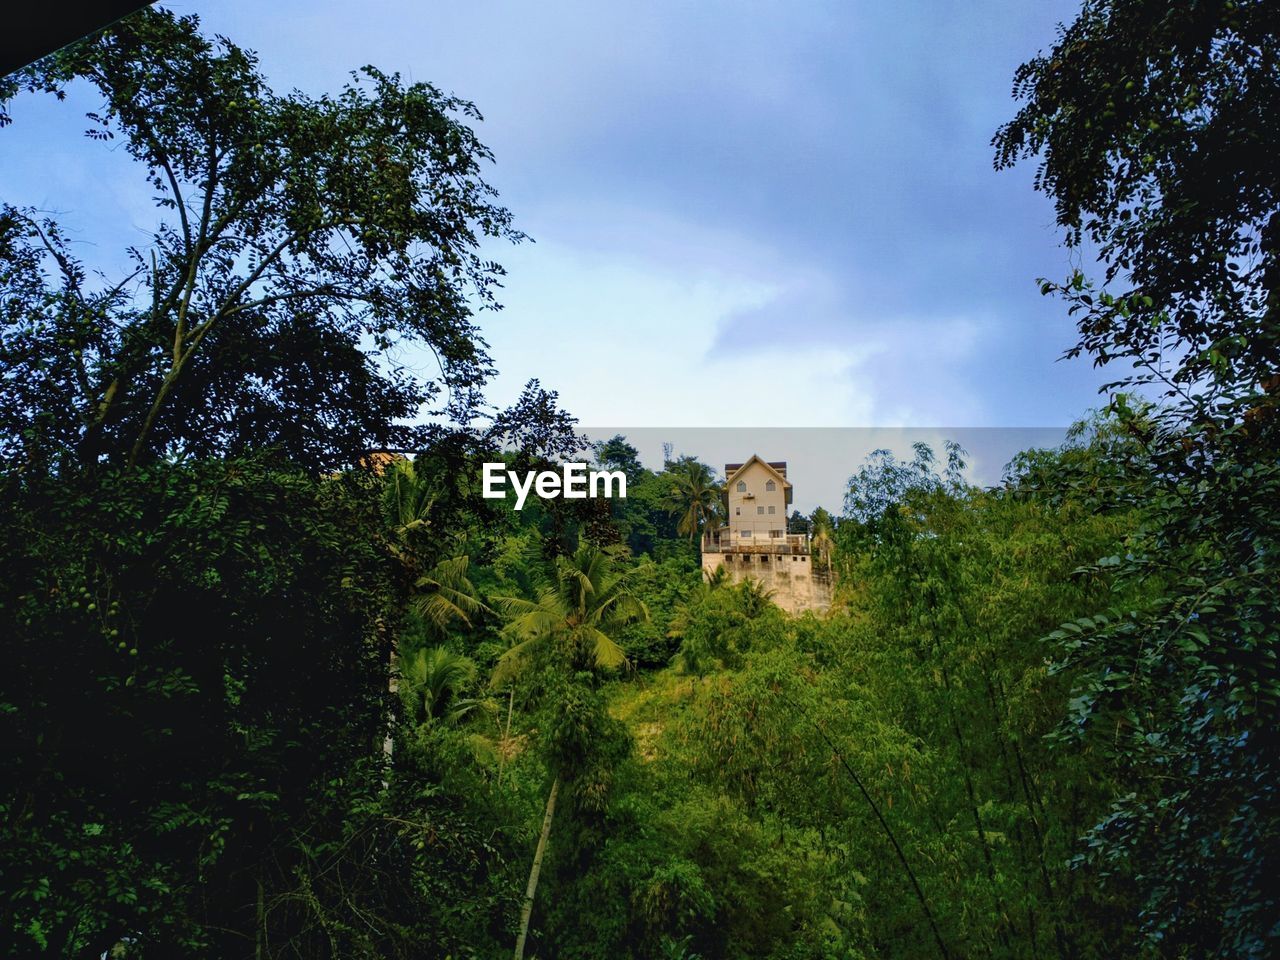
414 556 490 630
488 543 649 685
491 636 539 688
403 646 479 726
580 626 628 670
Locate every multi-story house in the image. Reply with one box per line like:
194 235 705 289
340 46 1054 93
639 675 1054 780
701 455 831 614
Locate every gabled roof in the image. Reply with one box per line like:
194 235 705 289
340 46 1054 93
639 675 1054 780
724 455 791 489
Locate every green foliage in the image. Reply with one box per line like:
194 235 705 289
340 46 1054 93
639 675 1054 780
993 0 1277 401
402 645 483 728
670 580 786 675
611 467 686 558
546 441 1147 959
595 434 645 481
615 554 705 668
663 456 725 543
828 452 1148 957
1013 412 1280 957
422 450 1018 954
0 11 534 957
4 3 1275 958
840 440 966 533
996 2 1280 953
0 8 522 474
492 543 649 686
413 556 489 633
0 459 404 955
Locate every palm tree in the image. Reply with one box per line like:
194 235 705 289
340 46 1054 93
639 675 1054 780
494 544 648 960
383 555 488 767
666 564 728 643
383 458 436 550
414 556 489 633
668 577 777 676
664 459 723 543
402 645 482 727
737 577 775 617
703 564 729 590
492 544 648 687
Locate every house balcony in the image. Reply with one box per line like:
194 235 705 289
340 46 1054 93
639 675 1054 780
702 530 810 556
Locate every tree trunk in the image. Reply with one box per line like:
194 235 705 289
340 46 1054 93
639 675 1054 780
498 687 515 787
255 877 266 960
381 636 398 787
513 774 560 960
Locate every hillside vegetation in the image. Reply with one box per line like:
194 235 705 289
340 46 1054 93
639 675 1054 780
2 4 1277 958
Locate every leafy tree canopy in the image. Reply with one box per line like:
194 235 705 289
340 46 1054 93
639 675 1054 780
993 0 1279 409
0 7 523 473
996 3 1280 954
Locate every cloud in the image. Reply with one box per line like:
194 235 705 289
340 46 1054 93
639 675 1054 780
474 232 881 427
3 0 1116 432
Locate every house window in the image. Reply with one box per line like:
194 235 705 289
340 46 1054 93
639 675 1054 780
736 480 746 492
740 529 751 537
767 505 776 515
792 556 798 562
765 479 776 492
757 506 764 515
735 507 740 516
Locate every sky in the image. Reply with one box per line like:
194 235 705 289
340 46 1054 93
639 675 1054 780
577 428 1072 515
1 0 1108 500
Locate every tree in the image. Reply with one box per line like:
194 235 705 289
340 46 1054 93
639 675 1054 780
0 10 529 956
383 457 435 545
809 505 834 532
664 458 723 543
0 459 408 956
414 556 488 634
0 7 522 474
493 544 648 687
993 0 1279 408
809 520 835 577
995 3 1280 954
393 555 489 754
670 579 781 676
786 509 810 535
808 505 836 575
492 544 647 960
595 434 644 481
402 646 483 728
841 442 966 545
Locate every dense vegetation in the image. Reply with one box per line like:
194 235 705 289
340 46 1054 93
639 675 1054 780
1 3 1276 958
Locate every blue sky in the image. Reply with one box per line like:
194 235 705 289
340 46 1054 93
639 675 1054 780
2 0 1107 444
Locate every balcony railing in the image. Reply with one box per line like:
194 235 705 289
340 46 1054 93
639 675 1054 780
702 531 810 555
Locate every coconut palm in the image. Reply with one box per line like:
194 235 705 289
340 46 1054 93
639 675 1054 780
494 544 648 960
666 564 728 642
737 576 775 617
402 645 483 727
492 543 648 687
414 556 489 633
383 457 436 539
383 555 488 766
669 578 775 677
664 459 723 543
